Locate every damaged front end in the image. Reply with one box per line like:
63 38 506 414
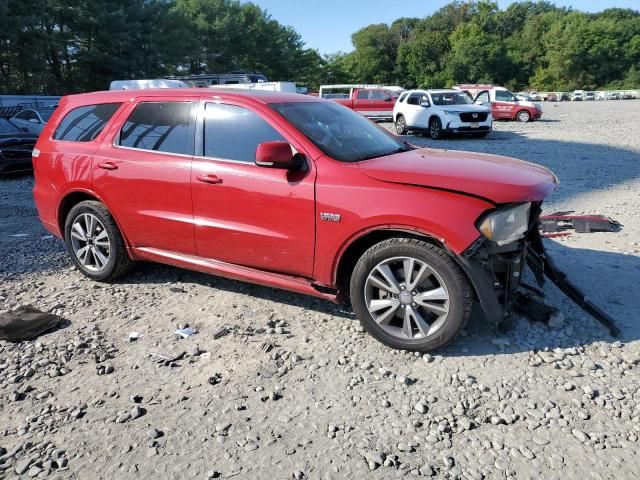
457 202 620 336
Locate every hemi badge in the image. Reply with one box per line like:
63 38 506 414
320 212 341 222
32 148 40 158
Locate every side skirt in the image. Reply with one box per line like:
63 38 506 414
130 247 339 303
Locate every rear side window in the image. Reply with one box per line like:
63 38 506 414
53 103 121 142
119 102 194 155
204 103 284 163
356 90 369 100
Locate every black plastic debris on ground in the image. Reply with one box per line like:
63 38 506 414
0 305 64 342
540 211 621 235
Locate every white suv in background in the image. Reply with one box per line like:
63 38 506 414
393 89 492 139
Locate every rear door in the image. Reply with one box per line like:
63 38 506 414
190 100 315 277
404 92 427 127
352 89 371 115
92 98 197 254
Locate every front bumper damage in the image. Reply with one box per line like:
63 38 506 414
456 205 620 336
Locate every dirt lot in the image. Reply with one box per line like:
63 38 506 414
1 100 639 480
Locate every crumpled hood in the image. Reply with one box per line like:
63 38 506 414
359 147 558 204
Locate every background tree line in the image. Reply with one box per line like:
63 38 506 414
0 0 638 95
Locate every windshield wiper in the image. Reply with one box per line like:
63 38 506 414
355 145 412 162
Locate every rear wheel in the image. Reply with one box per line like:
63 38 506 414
350 238 472 351
516 110 531 122
429 117 443 139
395 115 407 135
64 200 132 281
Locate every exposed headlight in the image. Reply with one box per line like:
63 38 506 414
478 203 531 245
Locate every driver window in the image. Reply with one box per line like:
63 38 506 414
476 91 490 103
204 103 285 163
356 90 370 100
371 90 387 100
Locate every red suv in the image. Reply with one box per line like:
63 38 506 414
33 89 558 351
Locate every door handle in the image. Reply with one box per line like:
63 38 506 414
98 161 118 170
197 174 223 184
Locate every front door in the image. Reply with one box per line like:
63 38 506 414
492 89 518 119
353 89 372 116
92 99 197 254
191 101 315 277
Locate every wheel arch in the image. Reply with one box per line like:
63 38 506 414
57 189 129 247
334 228 446 295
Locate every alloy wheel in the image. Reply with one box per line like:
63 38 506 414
70 213 111 272
364 256 450 340
396 116 406 134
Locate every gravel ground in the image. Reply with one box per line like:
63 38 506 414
1 100 639 480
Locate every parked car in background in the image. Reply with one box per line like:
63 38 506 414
572 90 584 101
585 91 595 101
165 72 268 87
9 106 57 135
33 88 561 352
515 92 532 101
560 92 571 101
621 92 634 100
546 93 558 102
529 91 541 101
454 85 542 122
319 84 399 121
609 92 621 100
393 89 491 139
0 118 38 173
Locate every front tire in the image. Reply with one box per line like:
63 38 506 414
429 117 443 139
64 200 132 281
516 110 531 122
350 238 472 352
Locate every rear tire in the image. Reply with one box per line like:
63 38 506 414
64 200 132 281
395 115 407 135
350 238 472 352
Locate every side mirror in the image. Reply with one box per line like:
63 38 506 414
383 96 392 102
420 101 430 108
255 141 301 170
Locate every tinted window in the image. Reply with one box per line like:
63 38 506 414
53 103 121 142
371 90 388 100
17 110 38 121
398 92 409 103
119 102 193 155
204 103 284 163
356 90 369 100
407 93 421 106
496 90 514 102
0 119 20 133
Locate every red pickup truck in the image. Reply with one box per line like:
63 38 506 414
318 84 399 121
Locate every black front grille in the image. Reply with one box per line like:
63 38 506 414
459 112 488 122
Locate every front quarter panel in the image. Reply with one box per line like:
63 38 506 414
313 156 494 285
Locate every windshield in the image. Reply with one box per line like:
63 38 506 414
431 92 473 106
271 101 410 162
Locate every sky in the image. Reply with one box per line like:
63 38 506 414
248 0 639 54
